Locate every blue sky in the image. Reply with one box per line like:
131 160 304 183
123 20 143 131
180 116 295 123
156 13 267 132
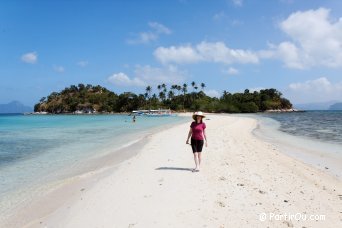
1 0 342 106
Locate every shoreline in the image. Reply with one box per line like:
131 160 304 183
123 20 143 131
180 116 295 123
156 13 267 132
2 114 341 227
1 130 154 228
0 115 190 227
248 113 342 179
21 108 303 116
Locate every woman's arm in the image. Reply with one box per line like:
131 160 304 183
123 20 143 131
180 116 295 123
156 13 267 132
203 129 208 147
186 128 192 144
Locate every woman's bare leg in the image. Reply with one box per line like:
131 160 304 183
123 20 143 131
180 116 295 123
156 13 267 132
197 152 202 169
193 152 199 170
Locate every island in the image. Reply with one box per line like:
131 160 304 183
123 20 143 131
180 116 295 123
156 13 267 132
33 82 294 114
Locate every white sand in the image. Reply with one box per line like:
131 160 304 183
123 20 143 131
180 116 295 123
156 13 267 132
4 114 342 227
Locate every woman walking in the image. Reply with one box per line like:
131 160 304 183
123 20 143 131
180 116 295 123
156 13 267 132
186 111 207 172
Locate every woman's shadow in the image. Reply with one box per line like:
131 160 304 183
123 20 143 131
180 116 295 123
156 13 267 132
155 167 193 172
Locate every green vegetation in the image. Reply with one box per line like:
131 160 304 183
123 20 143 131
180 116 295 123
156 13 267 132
34 83 292 113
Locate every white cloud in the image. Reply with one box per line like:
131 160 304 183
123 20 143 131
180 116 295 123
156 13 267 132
127 22 171 44
154 41 259 65
154 45 202 64
213 11 225 21
108 65 186 88
197 42 259 64
276 41 303 69
108 72 146 87
204 89 220 98
134 65 185 85
137 32 158 44
152 8 341 70
289 77 332 91
53 65 65 73
286 77 342 103
21 52 37 64
268 8 342 69
212 12 243 26
223 67 239 75
127 32 157 44
148 22 171 34
232 0 243 7
77 61 88 67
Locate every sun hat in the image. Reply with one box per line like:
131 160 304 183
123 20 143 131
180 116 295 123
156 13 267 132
192 111 206 120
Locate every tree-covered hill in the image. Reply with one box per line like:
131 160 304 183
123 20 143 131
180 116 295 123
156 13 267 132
34 83 293 114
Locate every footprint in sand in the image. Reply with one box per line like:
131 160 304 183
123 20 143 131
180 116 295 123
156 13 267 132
217 201 226 207
158 178 164 185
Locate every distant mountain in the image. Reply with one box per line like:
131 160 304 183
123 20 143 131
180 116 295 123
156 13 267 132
294 101 339 110
329 102 342 110
0 101 33 113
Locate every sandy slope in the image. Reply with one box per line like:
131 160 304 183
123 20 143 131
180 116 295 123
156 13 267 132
17 114 342 227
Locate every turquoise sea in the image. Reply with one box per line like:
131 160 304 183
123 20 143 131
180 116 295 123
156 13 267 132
0 114 188 216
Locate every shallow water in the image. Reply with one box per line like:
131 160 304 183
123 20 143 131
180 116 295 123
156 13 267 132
0 114 188 215
244 111 342 179
261 110 342 145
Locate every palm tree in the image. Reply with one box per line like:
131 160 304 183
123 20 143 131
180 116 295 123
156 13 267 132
161 83 167 93
194 86 199 100
222 90 228 98
176 85 182 96
168 90 174 100
191 81 196 92
170 84 177 97
151 93 157 107
145 86 152 109
200 83 206 91
159 91 166 103
144 92 148 98
157 84 162 98
144 92 148 108
182 83 188 95
182 83 188 111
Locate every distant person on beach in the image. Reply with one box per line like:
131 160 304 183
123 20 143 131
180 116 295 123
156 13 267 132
132 115 136 123
186 111 207 172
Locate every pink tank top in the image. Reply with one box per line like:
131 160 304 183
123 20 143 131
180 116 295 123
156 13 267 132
190 122 206 140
